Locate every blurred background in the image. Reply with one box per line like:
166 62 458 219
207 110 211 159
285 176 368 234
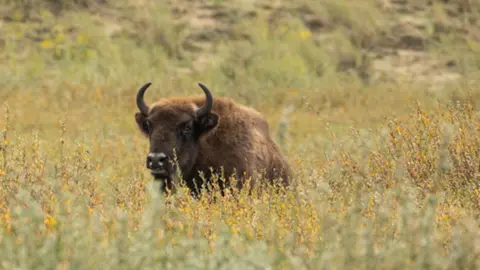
1 0 479 147
1 1 480 268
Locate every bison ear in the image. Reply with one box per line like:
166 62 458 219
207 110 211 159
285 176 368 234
196 112 219 135
135 112 150 136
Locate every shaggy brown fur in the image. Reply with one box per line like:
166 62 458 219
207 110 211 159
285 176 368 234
135 82 292 196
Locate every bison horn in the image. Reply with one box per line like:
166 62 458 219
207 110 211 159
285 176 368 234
136 82 152 116
196 82 213 118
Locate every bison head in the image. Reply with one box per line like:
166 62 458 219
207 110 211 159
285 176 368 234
134 82 219 190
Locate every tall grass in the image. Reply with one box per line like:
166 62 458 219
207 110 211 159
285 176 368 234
2 98 480 269
1 0 480 269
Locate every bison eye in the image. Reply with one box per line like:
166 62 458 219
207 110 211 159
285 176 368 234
144 120 152 134
182 125 192 136
180 121 193 137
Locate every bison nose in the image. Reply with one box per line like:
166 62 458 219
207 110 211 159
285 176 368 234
146 152 168 170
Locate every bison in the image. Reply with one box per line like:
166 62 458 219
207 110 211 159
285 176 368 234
135 82 292 196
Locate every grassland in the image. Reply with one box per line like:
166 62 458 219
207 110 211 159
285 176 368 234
1 0 480 269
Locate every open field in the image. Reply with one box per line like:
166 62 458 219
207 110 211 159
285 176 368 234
1 0 480 268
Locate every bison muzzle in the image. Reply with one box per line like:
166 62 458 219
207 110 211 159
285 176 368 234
135 82 292 196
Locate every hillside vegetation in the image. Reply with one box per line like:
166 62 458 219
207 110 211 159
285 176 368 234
1 0 480 269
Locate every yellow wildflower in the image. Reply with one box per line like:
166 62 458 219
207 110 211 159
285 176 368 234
77 34 85 43
289 88 299 96
44 213 57 230
41 40 54 49
96 87 103 102
299 29 312 40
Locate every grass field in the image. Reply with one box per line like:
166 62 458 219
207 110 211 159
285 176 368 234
1 0 480 269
